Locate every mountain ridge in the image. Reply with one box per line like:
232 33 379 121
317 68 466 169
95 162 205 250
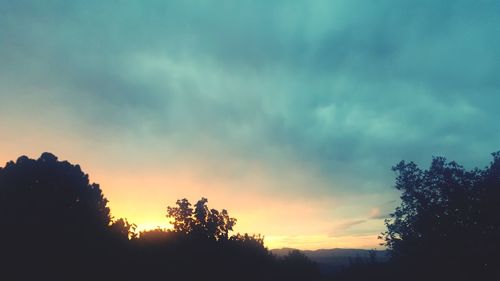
271 248 390 276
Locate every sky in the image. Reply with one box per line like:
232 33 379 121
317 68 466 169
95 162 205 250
0 0 499 250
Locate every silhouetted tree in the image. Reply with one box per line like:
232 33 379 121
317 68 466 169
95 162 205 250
110 218 137 240
167 197 236 241
167 198 194 233
162 198 321 280
0 153 111 231
381 152 500 280
0 153 130 279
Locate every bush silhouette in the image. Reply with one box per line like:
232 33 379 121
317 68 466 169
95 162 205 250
279 250 321 280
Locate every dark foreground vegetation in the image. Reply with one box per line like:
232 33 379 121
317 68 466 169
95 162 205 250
1 152 500 281
0 153 319 281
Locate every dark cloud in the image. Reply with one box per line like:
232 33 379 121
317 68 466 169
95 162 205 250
1 0 499 221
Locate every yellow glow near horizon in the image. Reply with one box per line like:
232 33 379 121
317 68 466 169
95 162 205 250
0 147 386 251
265 234 382 250
100 171 385 250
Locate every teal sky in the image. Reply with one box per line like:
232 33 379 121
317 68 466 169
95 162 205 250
0 1 499 249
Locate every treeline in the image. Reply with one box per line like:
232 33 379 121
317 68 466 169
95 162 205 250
1 152 500 281
0 153 319 281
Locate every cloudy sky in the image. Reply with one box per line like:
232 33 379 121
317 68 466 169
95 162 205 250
1 0 499 249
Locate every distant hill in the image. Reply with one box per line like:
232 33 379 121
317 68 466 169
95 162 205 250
271 248 389 276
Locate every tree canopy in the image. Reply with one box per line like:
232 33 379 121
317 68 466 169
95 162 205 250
0 153 127 279
382 152 500 279
0 152 111 233
166 197 237 240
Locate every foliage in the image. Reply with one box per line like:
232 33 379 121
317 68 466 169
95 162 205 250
0 152 111 232
279 250 321 280
0 153 320 281
167 197 237 240
381 151 500 279
0 153 133 279
110 218 137 239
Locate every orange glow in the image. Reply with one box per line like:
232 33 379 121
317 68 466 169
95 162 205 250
0 142 386 250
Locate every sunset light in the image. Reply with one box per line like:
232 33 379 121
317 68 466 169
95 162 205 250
1 1 499 280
